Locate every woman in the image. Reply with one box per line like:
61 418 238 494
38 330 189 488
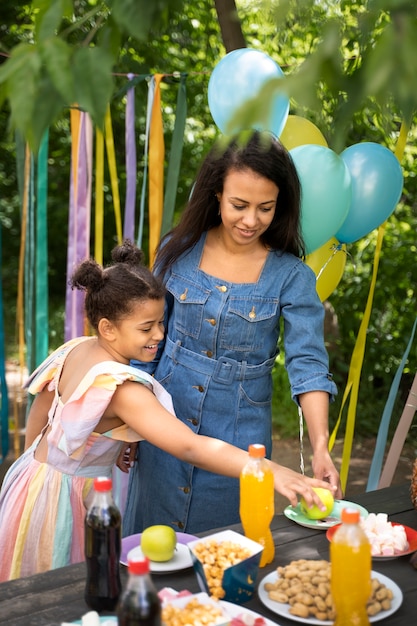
0 240 331 581
123 131 341 535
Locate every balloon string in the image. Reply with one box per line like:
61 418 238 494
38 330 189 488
315 243 350 282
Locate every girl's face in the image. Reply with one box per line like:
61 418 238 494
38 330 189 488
112 298 165 363
217 168 278 246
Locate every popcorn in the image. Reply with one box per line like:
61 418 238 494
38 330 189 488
360 513 409 556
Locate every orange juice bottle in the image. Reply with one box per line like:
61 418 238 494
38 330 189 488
239 443 275 567
330 507 371 625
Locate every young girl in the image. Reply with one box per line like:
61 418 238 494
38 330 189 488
0 240 333 581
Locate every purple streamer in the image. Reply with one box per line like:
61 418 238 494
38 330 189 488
65 112 92 340
124 74 137 241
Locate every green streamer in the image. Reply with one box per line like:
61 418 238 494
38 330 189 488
161 74 187 236
35 131 49 366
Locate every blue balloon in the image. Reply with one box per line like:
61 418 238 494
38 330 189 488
208 48 289 136
290 145 351 255
335 142 404 244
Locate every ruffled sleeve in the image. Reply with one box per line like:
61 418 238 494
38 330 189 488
52 362 176 457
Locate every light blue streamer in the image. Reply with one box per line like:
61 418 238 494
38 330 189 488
366 315 417 491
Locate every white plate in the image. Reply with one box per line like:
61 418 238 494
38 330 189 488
126 542 193 573
284 500 369 529
258 570 403 625
221 600 280 626
70 618 116 625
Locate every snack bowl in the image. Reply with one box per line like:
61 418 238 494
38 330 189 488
187 529 263 605
161 592 230 626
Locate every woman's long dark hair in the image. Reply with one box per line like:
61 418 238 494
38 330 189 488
154 130 304 278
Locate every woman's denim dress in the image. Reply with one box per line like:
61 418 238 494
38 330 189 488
124 233 337 534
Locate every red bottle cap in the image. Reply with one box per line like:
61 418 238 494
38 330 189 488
341 507 360 524
128 555 151 575
248 443 266 458
93 476 112 492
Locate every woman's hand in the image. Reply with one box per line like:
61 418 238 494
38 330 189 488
271 463 338 510
311 448 343 499
116 442 138 473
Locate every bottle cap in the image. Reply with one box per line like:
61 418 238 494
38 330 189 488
128 555 151 575
341 507 360 524
93 476 112 492
248 443 266 458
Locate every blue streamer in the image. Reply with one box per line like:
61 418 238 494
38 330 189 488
366 315 417 491
0 225 9 463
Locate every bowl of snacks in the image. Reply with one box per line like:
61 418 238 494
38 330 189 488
187 530 263 604
326 512 417 559
161 592 230 626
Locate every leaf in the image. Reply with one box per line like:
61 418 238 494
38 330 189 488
107 0 182 41
72 46 115 129
26 72 66 151
6 45 42 142
35 0 69 40
0 43 38 84
40 38 75 104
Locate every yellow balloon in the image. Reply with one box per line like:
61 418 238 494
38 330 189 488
280 115 328 150
305 237 347 301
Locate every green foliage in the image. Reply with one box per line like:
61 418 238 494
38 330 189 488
0 0 416 443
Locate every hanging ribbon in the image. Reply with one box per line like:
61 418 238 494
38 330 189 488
378 365 417 488
367 315 417 490
35 131 49 366
148 73 165 267
137 77 154 250
24 151 35 374
124 73 137 242
65 110 93 341
329 122 409 492
95 127 104 265
14 143 31 457
104 105 123 245
162 74 187 237
0 225 9 463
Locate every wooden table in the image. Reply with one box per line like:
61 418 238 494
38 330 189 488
1 483 416 625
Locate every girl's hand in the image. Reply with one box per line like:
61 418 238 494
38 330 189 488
271 463 337 510
116 442 138 473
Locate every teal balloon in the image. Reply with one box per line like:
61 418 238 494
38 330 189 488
208 48 289 136
290 145 351 254
335 142 404 244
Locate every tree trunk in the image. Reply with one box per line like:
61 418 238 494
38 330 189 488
213 0 246 52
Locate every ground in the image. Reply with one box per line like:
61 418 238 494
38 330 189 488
1 362 415 513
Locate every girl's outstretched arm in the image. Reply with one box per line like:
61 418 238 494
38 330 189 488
110 382 335 510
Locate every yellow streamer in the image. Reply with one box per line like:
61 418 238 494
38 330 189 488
329 121 409 492
95 127 104 265
148 74 165 267
13 145 31 458
104 105 123 244
70 107 80 201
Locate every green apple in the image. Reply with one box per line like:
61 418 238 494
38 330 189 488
140 525 177 562
300 487 335 520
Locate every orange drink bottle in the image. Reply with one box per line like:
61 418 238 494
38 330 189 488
330 507 371 625
239 443 275 567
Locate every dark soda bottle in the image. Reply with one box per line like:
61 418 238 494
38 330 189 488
84 476 122 612
117 555 161 626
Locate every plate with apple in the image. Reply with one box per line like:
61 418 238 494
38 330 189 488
121 525 198 572
284 488 369 529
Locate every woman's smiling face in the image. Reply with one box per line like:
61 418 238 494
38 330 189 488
217 167 279 247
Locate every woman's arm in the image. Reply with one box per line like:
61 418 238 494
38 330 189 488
110 382 335 509
299 390 342 498
24 386 54 449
